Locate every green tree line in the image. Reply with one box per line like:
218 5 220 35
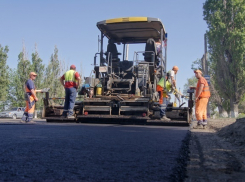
0 44 70 111
184 0 245 118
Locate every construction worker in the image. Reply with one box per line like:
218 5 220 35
165 66 183 106
194 70 210 127
155 39 162 57
21 72 43 123
166 66 179 90
155 39 164 66
60 65 81 118
157 77 171 121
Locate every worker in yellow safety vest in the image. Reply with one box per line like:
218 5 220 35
166 66 179 91
157 77 171 122
156 65 180 121
60 65 81 119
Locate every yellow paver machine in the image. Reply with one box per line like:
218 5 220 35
42 17 195 124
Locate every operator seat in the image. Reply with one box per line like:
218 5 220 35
144 38 157 62
105 39 120 62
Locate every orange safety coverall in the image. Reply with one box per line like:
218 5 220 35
22 84 36 122
195 77 210 121
156 85 168 104
157 85 164 104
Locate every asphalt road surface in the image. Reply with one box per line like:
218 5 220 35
0 119 189 182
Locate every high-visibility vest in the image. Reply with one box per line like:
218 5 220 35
157 77 164 87
196 77 210 98
158 69 174 87
65 70 77 83
157 77 172 92
166 80 172 92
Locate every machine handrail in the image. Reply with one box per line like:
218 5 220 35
133 51 156 65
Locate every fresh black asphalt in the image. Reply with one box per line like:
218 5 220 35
0 120 189 182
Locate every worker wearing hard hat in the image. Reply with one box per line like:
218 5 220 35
157 77 171 122
21 72 43 123
194 70 211 127
156 66 179 121
166 66 179 90
60 65 81 119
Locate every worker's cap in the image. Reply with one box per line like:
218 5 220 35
30 72 37 76
70 64 76 69
194 70 202 74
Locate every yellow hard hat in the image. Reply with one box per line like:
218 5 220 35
172 66 179 71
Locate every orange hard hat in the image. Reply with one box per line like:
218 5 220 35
172 66 179 71
194 69 202 74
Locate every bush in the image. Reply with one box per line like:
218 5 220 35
237 113 245 119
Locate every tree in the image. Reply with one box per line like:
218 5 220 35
183 76 197 97
9 44 32 107
239 93 245 113
203 0 245 117
79 62 83 85
191 58 202 72
209 77 229 117
0 45 9 111
208 57 229 117
44 46 64 98
31 44 45 109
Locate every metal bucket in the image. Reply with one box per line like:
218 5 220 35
96 87 102 95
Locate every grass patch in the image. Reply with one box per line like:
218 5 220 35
237 113 245 119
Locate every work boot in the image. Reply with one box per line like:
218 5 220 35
20 120 26 124
160 116 171 122
193 120 203 129
202 119 208 125
202 119 208 129
67 115 75 119
197 120 203 125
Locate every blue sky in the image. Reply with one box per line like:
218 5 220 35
0 0 207 95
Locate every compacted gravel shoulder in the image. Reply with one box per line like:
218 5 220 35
186 118 245 182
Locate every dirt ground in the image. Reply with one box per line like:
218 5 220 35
186 118 245 182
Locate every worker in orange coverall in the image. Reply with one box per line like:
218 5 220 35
194 70 211 127
21 72 43 123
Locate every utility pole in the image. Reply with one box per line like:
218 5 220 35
204 34 208 76
201 34 208 75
